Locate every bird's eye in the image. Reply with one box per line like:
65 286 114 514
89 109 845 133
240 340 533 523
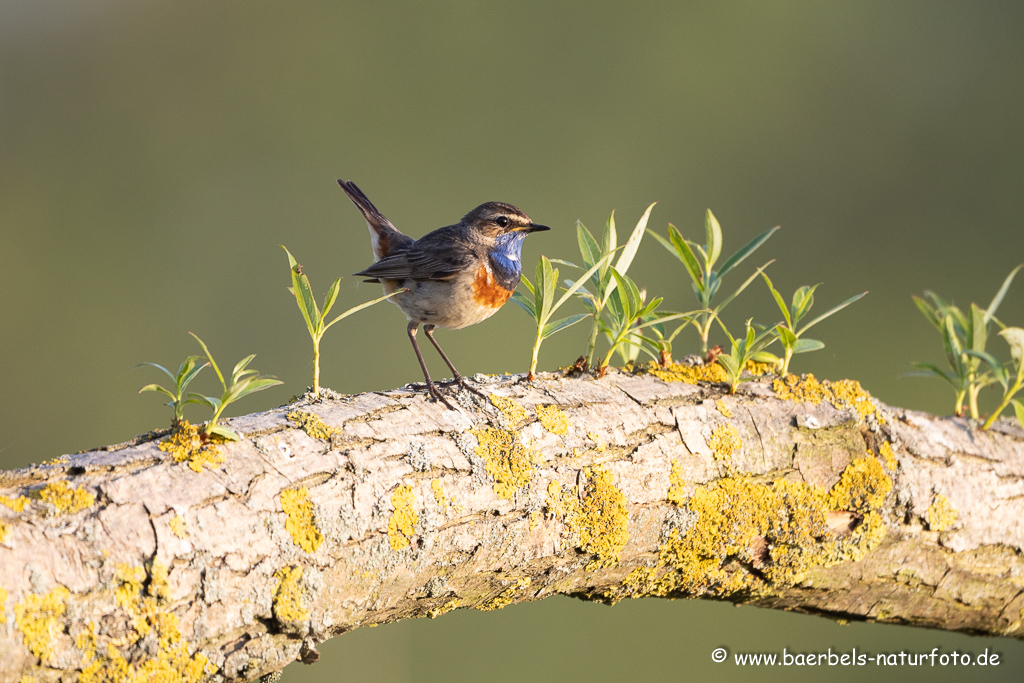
494 216 510 228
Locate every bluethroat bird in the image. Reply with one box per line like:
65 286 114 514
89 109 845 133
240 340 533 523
338 180 550 409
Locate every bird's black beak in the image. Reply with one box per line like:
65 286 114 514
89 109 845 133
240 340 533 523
523 222 551 233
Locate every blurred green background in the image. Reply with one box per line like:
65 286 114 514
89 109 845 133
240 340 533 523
2 1 1023 681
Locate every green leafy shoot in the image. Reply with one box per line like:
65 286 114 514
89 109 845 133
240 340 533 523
712 315 781 394
283 246 405 398
652 209 778 354
511 253 615 380
552 204 655 368
186 332 282 441
597 268 697 375
912 264 1022 418
759 273 867 375
136 355 209 423
972 328 1024 430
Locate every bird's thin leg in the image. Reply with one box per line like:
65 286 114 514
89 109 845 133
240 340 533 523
423 324 485 397
407 322 456 410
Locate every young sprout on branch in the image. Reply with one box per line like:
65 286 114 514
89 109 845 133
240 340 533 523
713 315 780 394
283 246 406 398
136 355 208 424
652 209 778 354
597 268 696 376
187 333 282 441
512 253 614 380
552 204 655 369
912 265 1022 418
759 273 867 375
972 328 1024 430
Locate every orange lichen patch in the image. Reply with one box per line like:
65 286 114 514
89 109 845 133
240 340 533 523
0 494 30 512
471 265 514 308
927 494 958 532
667 459 687 507
639 361 727 384
387 484 419 551
536 405 570 435
40 481 94 514
708 424 742 461
280 487 324 553
0 521 10 544
773 374 877 419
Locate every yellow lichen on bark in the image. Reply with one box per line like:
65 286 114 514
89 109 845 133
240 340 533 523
535 405 570 435
280 487 324 553
488 394 528 425
640 361 727 384
827 455 892 512
0 494 30 512
286 410 338 440
927 494 958 532
708 424 742 461
14 586 69 663
169 514 189 539
272 567 309 623
477 578 532 611
387 484 418 550
158 420 224 473
471 427 537 499
40 481 94 514
773 374 877 419
667 459 686 507
547 465 629 570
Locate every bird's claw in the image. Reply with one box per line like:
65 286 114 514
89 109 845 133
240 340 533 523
436 375 486 398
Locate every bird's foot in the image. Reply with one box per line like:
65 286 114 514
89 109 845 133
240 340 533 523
436 375 486 398
419 378 456 411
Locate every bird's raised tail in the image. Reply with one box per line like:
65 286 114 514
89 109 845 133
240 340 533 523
337 179 413 261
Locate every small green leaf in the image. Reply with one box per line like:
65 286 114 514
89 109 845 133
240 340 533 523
792 338 825 354
510 291 536 317
717 225 780 279
778 326 797 347
189 333 226 390
984 264 1023 323
1000 327 1024 365
705 209 722 271
321 278 342 320
139 384 175 399
576 221 601 270
208 425 241 441
542 313 590 339
1012 399 1024 429
801 291 868 334
134 362 175 381
324 288 407 331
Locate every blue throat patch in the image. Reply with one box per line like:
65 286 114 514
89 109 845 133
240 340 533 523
489 232 527 291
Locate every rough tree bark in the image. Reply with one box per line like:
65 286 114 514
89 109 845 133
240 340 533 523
1 369 1023 683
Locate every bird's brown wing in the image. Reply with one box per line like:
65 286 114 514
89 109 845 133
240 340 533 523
354 226 475 282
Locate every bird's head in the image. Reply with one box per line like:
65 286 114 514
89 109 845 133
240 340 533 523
461 202 550 238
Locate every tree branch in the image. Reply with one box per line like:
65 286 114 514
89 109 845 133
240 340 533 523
1 370 1023 682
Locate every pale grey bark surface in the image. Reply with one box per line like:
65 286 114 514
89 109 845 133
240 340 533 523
1 371 1023 682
